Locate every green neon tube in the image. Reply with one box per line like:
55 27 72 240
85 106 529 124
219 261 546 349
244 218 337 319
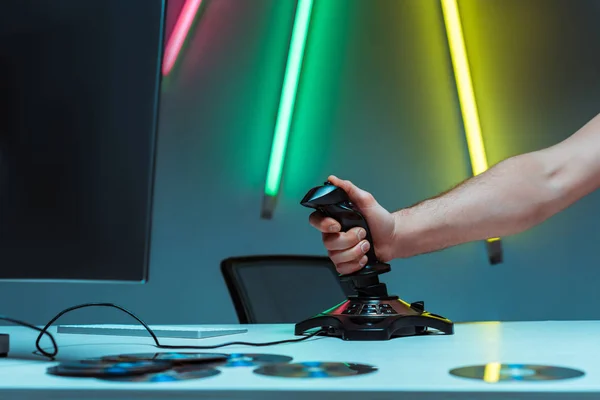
264 0 314 197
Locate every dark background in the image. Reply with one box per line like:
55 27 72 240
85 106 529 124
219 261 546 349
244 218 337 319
0 0 599 325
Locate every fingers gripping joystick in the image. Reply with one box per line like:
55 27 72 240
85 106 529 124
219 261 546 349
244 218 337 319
299 181 390 296
300 181 378 265
295 181 454 341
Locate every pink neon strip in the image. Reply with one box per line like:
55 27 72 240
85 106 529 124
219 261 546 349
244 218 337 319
162 0 203 75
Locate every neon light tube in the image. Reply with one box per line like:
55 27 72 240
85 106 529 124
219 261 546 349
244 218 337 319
441 0 501 258
162 0 203 76
264 0 314 200
441 0 488 176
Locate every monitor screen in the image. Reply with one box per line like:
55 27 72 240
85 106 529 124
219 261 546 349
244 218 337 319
0 0 165 281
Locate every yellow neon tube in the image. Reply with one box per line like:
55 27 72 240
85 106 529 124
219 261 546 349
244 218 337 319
441 0 499 245
441 0 488 175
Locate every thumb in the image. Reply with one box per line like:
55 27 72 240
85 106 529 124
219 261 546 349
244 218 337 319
327 175 377 210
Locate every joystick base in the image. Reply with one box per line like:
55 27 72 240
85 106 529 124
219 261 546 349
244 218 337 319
294 298 453 341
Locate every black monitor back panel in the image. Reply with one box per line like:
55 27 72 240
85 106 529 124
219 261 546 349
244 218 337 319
0 0 166 281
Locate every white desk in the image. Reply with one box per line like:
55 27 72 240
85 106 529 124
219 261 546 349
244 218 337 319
0 321 599 399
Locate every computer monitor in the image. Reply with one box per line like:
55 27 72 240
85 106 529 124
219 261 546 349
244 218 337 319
0 0 166 282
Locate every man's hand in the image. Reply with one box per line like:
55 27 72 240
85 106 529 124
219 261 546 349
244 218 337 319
308 175 399 274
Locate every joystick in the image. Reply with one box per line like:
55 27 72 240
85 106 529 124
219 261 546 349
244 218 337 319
294 181 454 340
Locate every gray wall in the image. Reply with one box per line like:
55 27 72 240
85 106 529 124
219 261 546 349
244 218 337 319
2 0 600 326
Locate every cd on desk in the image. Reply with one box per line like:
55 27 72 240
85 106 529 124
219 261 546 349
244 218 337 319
100 364 221 383
47 359 172 378
223 353 293 367
101 352 228 366
253 361 378 378
450 363 585 382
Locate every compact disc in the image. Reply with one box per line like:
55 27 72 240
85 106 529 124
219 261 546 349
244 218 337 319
100 364 221 383
450 363 585 382
101 352 228 365
47 359 172 378
223 353 293 367
253 361 377 378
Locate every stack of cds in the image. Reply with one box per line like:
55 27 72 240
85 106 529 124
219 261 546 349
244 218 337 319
46 352 379 382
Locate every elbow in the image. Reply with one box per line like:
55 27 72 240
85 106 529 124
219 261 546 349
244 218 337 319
502 152 567 232
521 149 583 227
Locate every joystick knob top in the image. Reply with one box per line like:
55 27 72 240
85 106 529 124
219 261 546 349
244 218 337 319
300 183 348 208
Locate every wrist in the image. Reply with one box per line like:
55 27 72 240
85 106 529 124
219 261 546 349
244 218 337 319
390 201 451 258
390 208 425 258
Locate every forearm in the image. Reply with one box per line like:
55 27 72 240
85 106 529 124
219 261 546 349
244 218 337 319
393 151 570 257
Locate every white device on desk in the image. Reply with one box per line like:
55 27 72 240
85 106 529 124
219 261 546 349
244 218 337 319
57 324 247 339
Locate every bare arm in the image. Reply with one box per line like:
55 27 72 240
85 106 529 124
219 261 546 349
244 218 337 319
394 112 600 258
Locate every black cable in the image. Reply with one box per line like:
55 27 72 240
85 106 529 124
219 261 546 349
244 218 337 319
26 303 326 359
0 315 58 357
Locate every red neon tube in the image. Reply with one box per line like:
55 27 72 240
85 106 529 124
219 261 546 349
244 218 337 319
162 0 203 76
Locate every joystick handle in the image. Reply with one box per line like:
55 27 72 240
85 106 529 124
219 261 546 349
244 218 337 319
301 182 384 275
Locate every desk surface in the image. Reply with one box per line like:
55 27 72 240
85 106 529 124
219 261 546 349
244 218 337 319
0 321 599 399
